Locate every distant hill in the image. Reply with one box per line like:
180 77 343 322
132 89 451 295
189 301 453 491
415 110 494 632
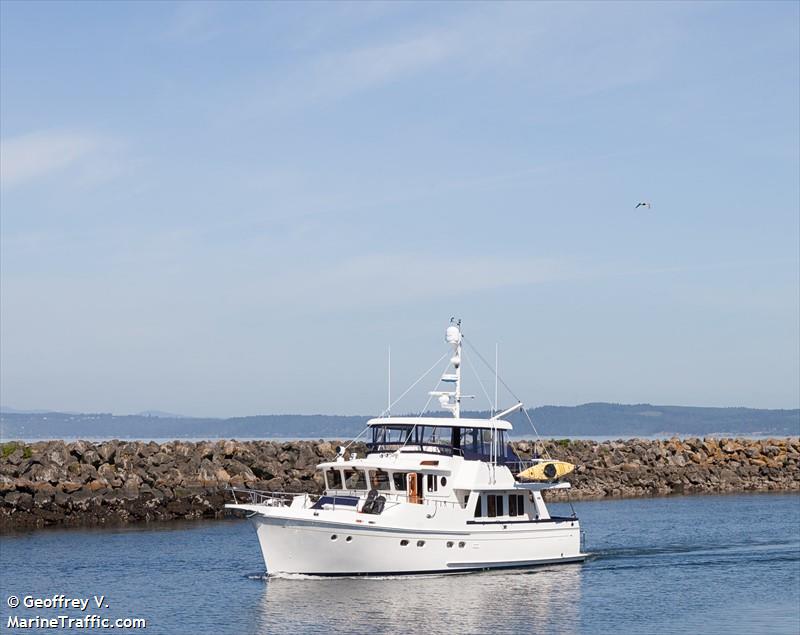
0 403 797 440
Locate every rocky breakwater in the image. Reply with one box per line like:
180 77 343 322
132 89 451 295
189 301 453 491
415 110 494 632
0 439 351 530
537 436 800 500
0 437 798 530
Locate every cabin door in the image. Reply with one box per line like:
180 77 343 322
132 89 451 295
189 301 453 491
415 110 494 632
408 473 422 504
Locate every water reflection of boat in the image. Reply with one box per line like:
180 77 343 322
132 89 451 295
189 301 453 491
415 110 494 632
227 320 586 575
255 567 582 635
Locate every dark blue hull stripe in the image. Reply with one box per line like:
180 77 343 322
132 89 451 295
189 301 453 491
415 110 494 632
272 555 587 577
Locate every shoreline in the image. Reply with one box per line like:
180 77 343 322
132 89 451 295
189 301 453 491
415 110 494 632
1 437 798 531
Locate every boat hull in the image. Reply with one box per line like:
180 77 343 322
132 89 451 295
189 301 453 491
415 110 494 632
249 513 585 576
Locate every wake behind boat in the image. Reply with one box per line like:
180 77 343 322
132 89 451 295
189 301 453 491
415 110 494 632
225 320 587 576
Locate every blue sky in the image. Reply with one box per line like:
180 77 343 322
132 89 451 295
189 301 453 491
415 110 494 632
1 1 798 417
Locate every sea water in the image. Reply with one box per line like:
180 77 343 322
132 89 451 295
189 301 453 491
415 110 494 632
1 493 798 635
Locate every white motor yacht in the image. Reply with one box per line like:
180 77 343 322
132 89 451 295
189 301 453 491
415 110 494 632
226 320 587 576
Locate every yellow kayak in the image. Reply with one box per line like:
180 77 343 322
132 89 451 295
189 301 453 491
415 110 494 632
518 460 575 481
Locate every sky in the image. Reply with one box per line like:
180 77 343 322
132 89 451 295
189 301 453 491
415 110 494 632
1 1 798 418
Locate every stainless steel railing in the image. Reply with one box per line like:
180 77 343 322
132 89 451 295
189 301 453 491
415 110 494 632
226 486 465 512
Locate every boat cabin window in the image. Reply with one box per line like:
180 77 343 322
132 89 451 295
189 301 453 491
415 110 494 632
426 474 438 493
459 428 507 461
368 470 391 491
324 468 343 490
485 494 504 518
474 496 482 517
392 472 408 491
419 426 448 448
371 425 412 449
343 469 367 491
509 493 525 517
368 423 509 462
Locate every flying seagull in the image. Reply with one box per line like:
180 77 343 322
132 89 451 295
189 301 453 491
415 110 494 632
635 202 652 209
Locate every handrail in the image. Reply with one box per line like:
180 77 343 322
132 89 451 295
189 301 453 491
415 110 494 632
227 486 464 511
227 487 297 506
366 442 463 457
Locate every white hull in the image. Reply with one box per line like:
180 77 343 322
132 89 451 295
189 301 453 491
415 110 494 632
249 512 584 576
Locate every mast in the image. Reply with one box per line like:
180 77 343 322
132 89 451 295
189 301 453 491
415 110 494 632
430 318 464 418
452 323 462 418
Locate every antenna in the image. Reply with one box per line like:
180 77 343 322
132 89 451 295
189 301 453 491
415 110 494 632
387 345 391 416
494 343 498 415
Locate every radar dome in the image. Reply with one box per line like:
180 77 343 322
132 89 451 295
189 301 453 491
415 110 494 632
445 325 461 344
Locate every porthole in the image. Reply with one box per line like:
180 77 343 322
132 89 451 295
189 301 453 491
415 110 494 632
446 541 454 548
458 541 466 548
331 534 338 541
345 536 352 542
440 476 447 487
400 539 409 546
417 540 426 547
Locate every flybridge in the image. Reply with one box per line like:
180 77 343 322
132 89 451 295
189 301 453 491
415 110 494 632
367 417 513 431
365 416 516 461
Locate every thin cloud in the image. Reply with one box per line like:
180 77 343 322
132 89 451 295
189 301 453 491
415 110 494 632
0 130 100 190
240 2 682 116
258 30 456 113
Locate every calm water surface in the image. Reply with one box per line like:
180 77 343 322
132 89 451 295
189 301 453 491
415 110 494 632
1 493 798 635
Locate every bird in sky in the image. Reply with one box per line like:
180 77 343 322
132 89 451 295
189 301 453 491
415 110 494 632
635 202 652 209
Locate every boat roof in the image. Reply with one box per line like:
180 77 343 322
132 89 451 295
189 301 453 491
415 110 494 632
367 416 512 431
318 457 452 473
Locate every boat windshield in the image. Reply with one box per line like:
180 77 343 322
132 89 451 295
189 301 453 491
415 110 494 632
372 425 412 446
343 468 367 490
368 424 510 461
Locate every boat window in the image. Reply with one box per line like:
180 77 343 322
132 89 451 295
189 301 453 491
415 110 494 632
343 469 367 490
373 426 412 446
392 472 408 491
509 494 525 517
325 469 343 490
427 474 438 493
419 426 447 446
485 494 504 518
474 495 482 517
440 476 447 487
368 470 391 491
459 427 493 460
